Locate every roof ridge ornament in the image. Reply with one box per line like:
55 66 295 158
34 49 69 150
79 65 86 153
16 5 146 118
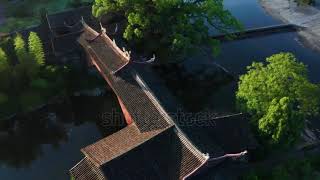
81 16 85 25
132 54 156 64
100 22 107 34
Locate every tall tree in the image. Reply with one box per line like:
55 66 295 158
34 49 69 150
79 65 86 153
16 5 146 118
14 34 36 84
28 32 45 66
14 34 29 63
236 53 320 147
0 48 11 92
0 48 9 72
92 0 241 61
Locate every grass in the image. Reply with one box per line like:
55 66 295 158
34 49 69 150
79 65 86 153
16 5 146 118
0 0 93 33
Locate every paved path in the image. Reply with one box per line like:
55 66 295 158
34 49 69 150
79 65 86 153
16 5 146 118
260 0 320 51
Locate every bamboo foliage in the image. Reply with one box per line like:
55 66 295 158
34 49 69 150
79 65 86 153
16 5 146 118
0 48 9 72
28 32 45 66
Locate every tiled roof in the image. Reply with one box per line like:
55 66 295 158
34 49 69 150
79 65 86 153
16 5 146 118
208 114 258 153
71 128 207 180
81 123 173 167
100 128 207 180
70 22 208 180
78 23 130 74
78 24 171 132
70 157 106 180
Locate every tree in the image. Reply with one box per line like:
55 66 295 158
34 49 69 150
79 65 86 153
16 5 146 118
92 0 241 61
0 48 11 91
0 48 9 72
258 97 304 146
28 32 45 66
0 37 16 65
13 34 36 85
14 34 28 62
236 53 320 147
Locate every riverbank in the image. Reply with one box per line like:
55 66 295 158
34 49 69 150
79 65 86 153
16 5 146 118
260 0 320 51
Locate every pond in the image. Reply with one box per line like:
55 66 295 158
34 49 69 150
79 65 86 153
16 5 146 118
208 31 320 112
155 0 319 114
0 94 125 180
174 0 320 112
208 0 320 111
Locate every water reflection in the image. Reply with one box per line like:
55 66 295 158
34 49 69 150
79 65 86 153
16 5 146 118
0 93 125 180
216 32 320 82
223 0 281 29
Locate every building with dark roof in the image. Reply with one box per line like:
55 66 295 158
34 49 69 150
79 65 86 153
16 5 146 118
70 21 213 180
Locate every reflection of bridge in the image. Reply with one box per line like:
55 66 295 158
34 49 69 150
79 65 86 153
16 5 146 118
69 20 247 180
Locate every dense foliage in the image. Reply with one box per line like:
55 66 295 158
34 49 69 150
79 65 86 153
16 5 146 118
0 32 68 117
92 0 241 61
237 53 320 147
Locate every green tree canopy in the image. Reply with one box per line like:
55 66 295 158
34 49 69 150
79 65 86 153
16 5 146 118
236 53 320 147
258 97 304 146
28 32 45 66
92 0 241 61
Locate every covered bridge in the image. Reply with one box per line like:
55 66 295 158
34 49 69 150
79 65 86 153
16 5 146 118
69 20 210 180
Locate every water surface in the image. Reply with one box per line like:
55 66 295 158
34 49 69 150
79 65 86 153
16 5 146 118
0 94 125 180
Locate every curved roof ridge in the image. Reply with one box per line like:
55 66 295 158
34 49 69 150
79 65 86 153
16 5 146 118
132 70 209 160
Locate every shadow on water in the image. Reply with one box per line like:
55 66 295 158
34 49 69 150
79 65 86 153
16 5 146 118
0 93 125 180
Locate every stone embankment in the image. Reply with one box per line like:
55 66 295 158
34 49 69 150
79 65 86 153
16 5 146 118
260 0 320 51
